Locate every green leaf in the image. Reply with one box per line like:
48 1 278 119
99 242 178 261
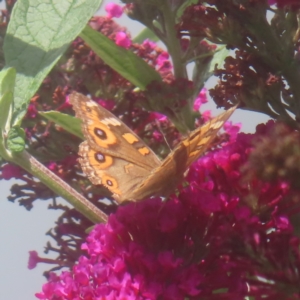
0 68 16 131
0 92 14 131
133 27 159 44
80 26 162 90
208 46 230 74
39 111 83 139
4 0 103 126
0 67 16 97
7 126 26 152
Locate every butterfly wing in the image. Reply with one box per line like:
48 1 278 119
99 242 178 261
78 141 157 202
70 92 161 202
129 106 237 200
178 105 237 168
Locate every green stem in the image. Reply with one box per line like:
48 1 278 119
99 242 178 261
161 3 186 79
0 145 108 223
160 3 196 131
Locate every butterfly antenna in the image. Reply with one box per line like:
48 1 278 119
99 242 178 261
155 119 172 151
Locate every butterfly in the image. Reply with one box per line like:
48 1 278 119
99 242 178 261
70 92 236 203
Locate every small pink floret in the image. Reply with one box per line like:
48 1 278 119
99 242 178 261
115 32 132 49
105 3 123 18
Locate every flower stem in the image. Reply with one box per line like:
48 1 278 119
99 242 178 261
0 146 108 223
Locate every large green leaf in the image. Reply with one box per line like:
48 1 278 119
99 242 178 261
4 0 103 126
80 26 162 90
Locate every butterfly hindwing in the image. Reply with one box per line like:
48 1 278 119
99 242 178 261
79 141 152 201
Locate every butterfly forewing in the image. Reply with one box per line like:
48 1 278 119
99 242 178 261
70 92 161 171
129 106 237 200
181 106 237 168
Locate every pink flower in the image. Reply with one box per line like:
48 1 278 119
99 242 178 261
193 88 208 111
105 2 123 18
224 121 242 142
115 32 132 49
36 121 300 299
1 164 22 179
47 162 57 171
200 110 211 122
27 103 38 118
56 95 72 111
142 39 157 51
150 112 167 122
28 251 59 270
152 130 163 142
96 98 115 110
28 251 39 269
156 52 172 74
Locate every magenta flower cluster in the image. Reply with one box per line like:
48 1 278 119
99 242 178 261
35 119 300 299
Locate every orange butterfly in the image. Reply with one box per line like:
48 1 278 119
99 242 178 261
70 92 236 203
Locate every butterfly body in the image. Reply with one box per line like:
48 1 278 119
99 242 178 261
70 92 236 203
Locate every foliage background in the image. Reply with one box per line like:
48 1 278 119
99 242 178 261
0 0 271 299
